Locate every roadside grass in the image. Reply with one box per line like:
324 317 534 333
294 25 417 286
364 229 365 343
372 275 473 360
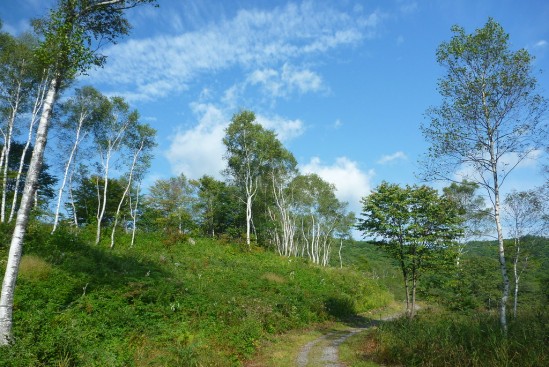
0 224 392 366
341 306 549 367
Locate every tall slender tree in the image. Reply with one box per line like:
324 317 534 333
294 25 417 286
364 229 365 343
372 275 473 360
0 0 158 345
0 32 41 223
52 86 109 233
93 96 137 245
503 190 544 318
223 110 295 247
421 18 548 331
110 122 156 248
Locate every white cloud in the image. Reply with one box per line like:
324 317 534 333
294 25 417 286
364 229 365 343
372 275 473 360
256 114 305 142
301 156 375 214
86 2 381 101
165 103 306 178
377 151 408 164
165 103 228 179
246 63 324 97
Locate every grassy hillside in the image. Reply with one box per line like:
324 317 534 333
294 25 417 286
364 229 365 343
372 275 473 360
0 224 392 366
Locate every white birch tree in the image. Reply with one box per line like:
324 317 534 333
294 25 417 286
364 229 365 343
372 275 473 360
223 110 296 247
93 96 137 245
7 74 49 223
421 19 548 331
0 0 158 345
110 123 156 248
0 33 41 223
503 189 544 318
51 86 109 232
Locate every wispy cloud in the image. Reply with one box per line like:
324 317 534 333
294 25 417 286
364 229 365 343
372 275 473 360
377 151 408 164
534 40 547 48
399 1 418 15
86 1 382 102
247 63 325 98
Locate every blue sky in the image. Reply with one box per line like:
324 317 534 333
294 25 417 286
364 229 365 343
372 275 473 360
1 0 548 216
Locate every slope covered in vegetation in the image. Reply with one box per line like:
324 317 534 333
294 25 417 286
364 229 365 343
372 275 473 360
0 224 392 366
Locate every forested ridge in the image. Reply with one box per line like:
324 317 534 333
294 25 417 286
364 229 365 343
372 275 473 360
0 2 548 366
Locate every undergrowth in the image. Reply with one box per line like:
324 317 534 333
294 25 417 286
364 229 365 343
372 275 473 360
0 224 391 366
346 307 549 367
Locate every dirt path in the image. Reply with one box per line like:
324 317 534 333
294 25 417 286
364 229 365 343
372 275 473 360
296 327 365 367
296 313 402 367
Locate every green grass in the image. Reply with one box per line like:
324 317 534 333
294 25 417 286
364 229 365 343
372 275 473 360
0 224 392 366
342 306 549 367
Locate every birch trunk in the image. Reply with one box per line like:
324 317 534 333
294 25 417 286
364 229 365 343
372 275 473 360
513 241 520 318
494 192 509 332
0 76 58 345
129 181 141 247
68 166 78 226
52 119 87 233
96 153 110 245
110 141 143 248
1 101 17 223
9 76 48 223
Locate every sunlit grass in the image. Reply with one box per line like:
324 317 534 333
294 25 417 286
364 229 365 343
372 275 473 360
0 224 393 366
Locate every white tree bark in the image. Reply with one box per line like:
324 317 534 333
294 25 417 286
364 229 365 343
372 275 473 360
0 74 28 223
494 189 509 333
0 76 58 345
0 99 17 223
95 112 130 245
129 181 141 248
8 76 48 223
52 114 88 232
110 140 143 248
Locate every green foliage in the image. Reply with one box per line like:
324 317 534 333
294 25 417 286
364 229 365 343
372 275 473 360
70 175 127 225
418 236 549 312
194 175 244 238
366 307 549 367
142 173 198 235
422 18 547 179
0 141 58 208
32 0 158 78
0 223 391 366
357 182 463 316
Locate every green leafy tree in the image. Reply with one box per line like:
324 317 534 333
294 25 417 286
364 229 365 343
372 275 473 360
0 31 42 223
223 110 296 247
0 141 57 212
420 18 548 331
144 174 197 236
0 0 158 344
357 182 463 318
194 175 244 238
70 174 126 226
93 96 138 245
